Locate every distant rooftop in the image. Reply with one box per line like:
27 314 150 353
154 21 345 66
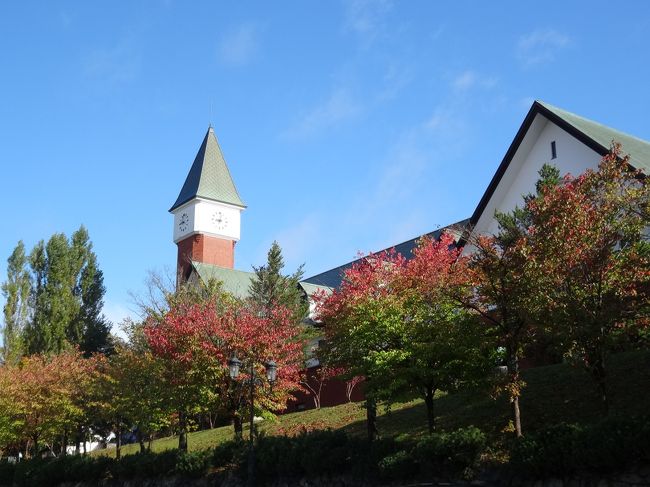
302 219 470 290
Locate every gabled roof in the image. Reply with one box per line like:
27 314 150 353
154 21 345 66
191 261 254 299
298 281 333 297
191 261 332 301
170 127 246 212
302 219 470 291
470 100 650 226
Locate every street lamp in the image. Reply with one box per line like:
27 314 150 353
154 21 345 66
228 354 278 487
228 355 242 380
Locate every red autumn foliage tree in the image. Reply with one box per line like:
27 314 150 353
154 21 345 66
145 298 305 445
317 237 487 436
524 145 650 412
315 249 408 440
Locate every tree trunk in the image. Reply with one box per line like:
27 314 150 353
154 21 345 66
233 413 243 441
592 354 609 415
424 387 436 435
137 429 146 453
512 395 522 438
366 397 378 442
61 430 68 456
116 428 122 460
509 354 522 438
32 436 39 459
178 411 188 452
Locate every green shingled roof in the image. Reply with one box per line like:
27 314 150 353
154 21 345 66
298 281 333 298
192 261 330 300
170 127 246 212
192 261 254 299
538 101 650 173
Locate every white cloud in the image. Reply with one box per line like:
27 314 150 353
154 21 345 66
451 70 498 92
377 62 413 101
343 0 392 46
517 29 570 67
283 88 362 139
217 22 260 66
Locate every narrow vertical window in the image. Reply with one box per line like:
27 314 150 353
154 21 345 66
551 140 557 159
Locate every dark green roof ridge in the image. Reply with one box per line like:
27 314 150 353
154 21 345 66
536 100 650 173
170 127 246 212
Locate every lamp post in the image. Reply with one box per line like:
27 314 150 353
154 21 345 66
228 354 277 487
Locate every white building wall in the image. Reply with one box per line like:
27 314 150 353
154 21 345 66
476 116 603 237
172 199 242 243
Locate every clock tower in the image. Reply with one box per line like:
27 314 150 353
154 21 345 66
170 126 246 281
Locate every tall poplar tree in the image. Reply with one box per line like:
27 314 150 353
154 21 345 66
1 241 31 364
4 226 111 356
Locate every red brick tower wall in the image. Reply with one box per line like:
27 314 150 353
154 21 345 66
177 234 236 280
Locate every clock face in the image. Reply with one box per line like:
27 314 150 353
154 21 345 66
178 213 189 232
212 211 228 231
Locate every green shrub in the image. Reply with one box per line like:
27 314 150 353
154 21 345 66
254 434 297 479
0 460 16 486
13 458 60 487
213 439 246 469
378 450 417 481
61 455 113 483
348 436 403 478
254 429 354 479
174 450 212 478
510 416 650 478
415 426 486 478
112 450 178 480
577 416 647 473
295 429 350 476
510 423 582 477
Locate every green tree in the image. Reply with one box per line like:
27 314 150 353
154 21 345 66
249 241 308 323
1 241 30 364
79 254 112 355
404 234 491 433
458 165 562 438
12 226 111 355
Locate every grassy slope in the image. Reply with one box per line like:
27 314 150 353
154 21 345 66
98 350 650 457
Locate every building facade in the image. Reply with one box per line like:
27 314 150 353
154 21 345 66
170 101 650 410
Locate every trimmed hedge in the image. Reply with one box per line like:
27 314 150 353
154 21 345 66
510 416 650 478
0 427 487 486
3 449 215 487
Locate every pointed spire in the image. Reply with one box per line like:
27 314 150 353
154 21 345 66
170 127 246 212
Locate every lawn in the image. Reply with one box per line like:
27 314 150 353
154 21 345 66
95 350 650 457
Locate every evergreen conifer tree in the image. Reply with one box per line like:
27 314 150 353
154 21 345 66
248 241 308 323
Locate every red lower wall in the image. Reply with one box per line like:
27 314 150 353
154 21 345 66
285 367 365 413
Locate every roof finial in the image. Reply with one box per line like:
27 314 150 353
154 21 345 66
209 99 213 129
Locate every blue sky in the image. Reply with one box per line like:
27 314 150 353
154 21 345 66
1 1 649 328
